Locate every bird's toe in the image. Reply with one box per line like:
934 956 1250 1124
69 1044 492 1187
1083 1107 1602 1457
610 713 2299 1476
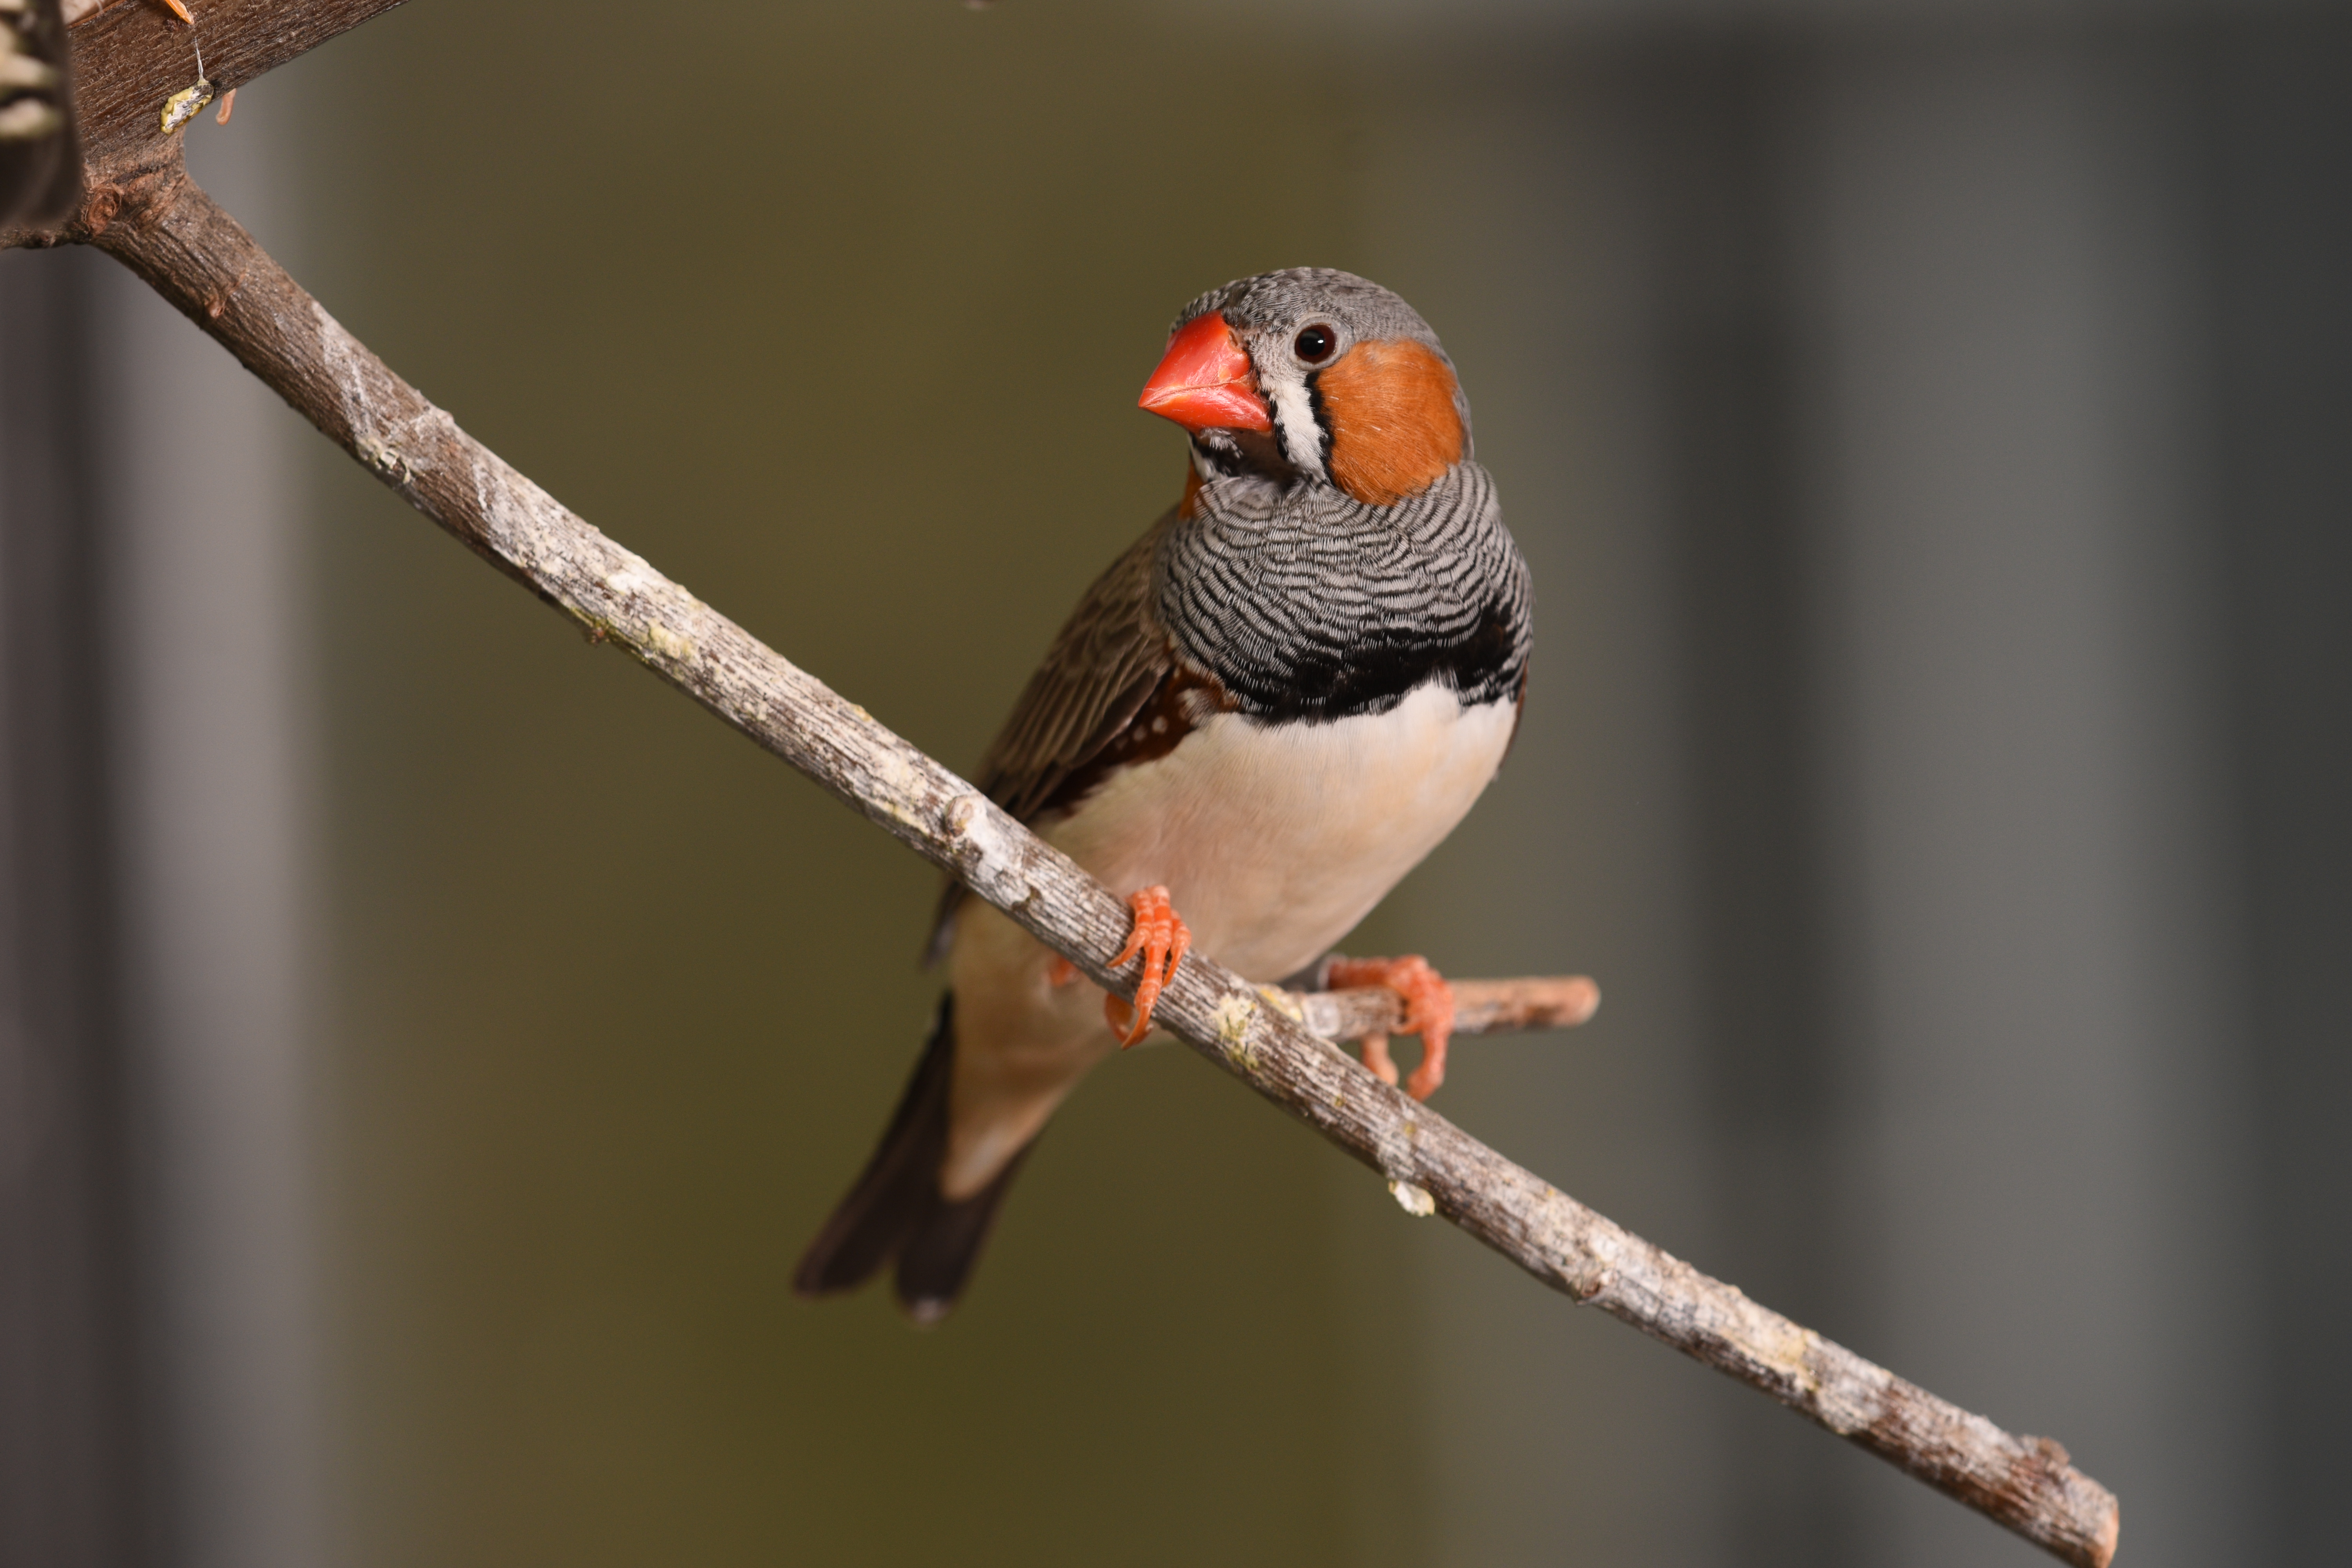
1329 954 1455 1100
1106 885 1192 1046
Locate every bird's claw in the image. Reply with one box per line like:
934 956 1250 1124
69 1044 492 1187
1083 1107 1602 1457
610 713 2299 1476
1328 954 1455 1100
1104 885 1191 1047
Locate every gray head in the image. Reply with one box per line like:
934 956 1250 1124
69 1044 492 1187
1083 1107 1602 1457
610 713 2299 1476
1142 267 1475 505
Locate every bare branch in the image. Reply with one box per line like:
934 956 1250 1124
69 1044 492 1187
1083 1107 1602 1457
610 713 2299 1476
78 157 2119 1568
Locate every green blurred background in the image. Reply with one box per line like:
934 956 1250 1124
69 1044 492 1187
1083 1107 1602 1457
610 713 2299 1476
7 2 2350 1566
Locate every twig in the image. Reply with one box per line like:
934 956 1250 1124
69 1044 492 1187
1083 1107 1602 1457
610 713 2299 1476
1290 973 1602 1045
17 9 2120 1563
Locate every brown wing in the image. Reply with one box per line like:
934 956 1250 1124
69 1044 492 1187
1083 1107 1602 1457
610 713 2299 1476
924 509 1178 962
973 514 1177 823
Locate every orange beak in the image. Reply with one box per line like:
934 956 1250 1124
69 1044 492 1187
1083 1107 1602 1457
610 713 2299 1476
1138 312 1272 433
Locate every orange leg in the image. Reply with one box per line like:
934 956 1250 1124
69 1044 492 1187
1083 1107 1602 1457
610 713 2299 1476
1047 956 1079 988
1102 886 1192 1047
1328 955 1455 1101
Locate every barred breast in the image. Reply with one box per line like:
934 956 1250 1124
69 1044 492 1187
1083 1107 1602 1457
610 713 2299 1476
1154 461 1530 723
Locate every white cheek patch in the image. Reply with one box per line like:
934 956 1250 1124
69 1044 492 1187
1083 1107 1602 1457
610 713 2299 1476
1262 363 1328 481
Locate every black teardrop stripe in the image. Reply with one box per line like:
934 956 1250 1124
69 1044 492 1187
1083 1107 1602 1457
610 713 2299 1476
1154 462 1530 723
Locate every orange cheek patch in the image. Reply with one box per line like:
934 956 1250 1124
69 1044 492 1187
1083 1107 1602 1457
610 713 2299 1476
1317 339 1466 506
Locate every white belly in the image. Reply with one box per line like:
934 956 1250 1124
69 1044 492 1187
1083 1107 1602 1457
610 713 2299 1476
938 681 1515 1197
1047 681 1517 980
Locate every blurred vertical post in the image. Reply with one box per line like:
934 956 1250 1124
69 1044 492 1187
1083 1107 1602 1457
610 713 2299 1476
0 119 323 1568
0 246 150 1568
2207 16 2352 1557
91 120 328 1568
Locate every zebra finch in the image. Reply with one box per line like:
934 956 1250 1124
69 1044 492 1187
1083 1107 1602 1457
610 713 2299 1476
797 268 1534 1322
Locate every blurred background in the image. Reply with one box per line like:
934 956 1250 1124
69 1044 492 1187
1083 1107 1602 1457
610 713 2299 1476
2 0 2345 1564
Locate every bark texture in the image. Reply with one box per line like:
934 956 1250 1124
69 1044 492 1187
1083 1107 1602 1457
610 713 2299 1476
82 162 2116 1568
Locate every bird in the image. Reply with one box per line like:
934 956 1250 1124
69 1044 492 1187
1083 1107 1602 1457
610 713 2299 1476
794 267 1533 1322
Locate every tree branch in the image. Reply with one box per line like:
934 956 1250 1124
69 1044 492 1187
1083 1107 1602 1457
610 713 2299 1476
18 7 2120 1559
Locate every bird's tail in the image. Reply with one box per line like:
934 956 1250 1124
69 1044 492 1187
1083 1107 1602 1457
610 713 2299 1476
792 995 1030 1323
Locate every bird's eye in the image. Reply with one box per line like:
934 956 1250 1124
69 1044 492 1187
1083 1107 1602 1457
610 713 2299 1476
1294 325 1336 364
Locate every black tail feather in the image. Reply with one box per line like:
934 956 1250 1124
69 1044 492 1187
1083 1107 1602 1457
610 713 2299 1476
792 995 1028 1321
893 1144 1031 1323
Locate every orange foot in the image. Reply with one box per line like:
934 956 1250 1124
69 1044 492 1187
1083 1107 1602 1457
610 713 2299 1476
1102 886 1192 1048
1328 955 1455 1102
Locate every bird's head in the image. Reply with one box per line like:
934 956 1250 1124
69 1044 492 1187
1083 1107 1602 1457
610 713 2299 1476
1138 267 1472 508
